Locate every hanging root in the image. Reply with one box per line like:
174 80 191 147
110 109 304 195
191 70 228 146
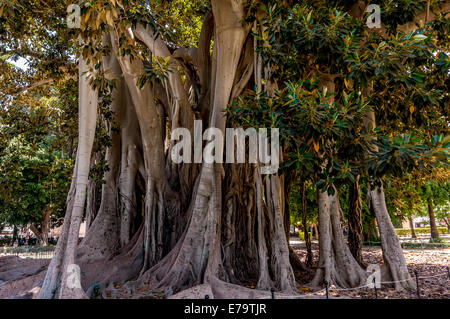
82 224 145 297
132 164 214 293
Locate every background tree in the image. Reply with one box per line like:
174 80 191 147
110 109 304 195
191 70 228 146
419 179 450 239
0 137 71 245
289 179 317 266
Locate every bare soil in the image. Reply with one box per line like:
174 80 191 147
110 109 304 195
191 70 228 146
0 244 448 299
291 242 449 299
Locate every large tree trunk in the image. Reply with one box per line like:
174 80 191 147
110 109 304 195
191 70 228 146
363 83 414 290
311 188 367 288
113 0 247 296
39 56 98 299
112 0 297 297
369 184 415 290
78 44 131 262
348 178 365 267
112 34 175 273
427 198 439 239
264 175 297 291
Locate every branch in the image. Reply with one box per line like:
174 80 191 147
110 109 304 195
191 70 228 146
197 10 214 91
29 223 42 238
230 36 254 102
0 49 41 60
195 10 214 122
7 73 75 96
133 24 194 130
172 47 198 66
9 78 54 96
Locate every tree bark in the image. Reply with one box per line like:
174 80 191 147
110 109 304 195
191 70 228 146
362 82 414 290
36 1 450 298
300 182 312 267
427 198 439 239
348 178 365 267
78 45 130 261
12 225 18 244
311 188 367 288
30 210 52 246
311 77 366 288
369 184 415 290
39 55 98 299
408 216 416 239
85 152 100 231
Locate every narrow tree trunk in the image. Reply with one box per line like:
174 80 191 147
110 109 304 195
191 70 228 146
85 153 100 231
445 218 450 233
283 176 292 243
255 167 271 289
68 138 74 160
348 178 365 267
40 210 52 246
300 182 312 267
78 48 127 261
366 216 380 241
427 198 439 239
408 216 416 239
85 178 97 230
313 224 318 240
284 174 306 272
12 225 18 244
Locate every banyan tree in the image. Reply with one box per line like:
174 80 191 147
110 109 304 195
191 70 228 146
1 0 448 299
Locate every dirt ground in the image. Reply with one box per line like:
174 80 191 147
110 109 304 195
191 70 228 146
291 242 449 299
0 244 448 299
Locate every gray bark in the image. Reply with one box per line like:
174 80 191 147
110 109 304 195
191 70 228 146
369 185 415 290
